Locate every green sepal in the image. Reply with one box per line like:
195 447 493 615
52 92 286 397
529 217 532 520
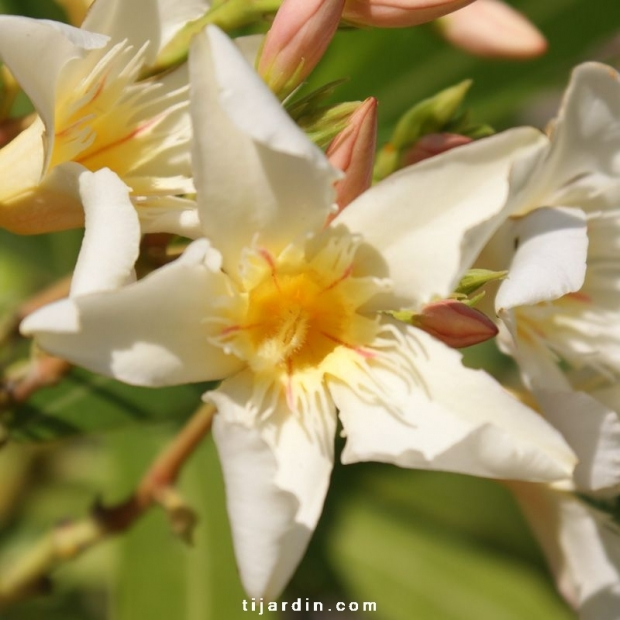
374 80 473 181
390 79 472 150
458 290 486 308
455 269 508 297
286 79 349 119
147 0 283 75
373 80 498 182
288 82 359 149
382 309 423 326
445 110 495 140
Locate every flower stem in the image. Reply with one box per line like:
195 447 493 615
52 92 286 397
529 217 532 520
148 0 283 75
0 402 216 606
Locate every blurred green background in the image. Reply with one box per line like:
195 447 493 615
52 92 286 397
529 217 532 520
1 0 619 618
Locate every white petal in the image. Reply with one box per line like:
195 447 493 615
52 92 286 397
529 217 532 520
71 168 140 296
331 324 575 481
136 198 202 238
83 0 211 62
535 389 620 493
495 310 569 391
495 206 588 311
189 27 339 269
539 62 620 207
511 483 620 616
0 16 108 137
336 127 547 308
209 371 335 599
21 240 243 386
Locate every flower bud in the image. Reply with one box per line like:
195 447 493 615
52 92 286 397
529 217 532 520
326 97 377 215
400 132 472 166
258 0 345 99
438 0 547 59
342 0 474 28
412 299 498 348
374 80 472 181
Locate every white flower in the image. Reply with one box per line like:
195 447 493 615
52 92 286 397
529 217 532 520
480 62 620 493
21 27 575 598
0 0 211 235
510 482 620 620
490 62 620 376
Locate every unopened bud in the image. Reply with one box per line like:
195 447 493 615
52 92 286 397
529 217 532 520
374 80 472 180
438 0 547 59
343 0 474 28
412 299 498 348
294 99 361 149
455 268 508 296
401 132 472 166
258 0 345 99
326 97 377 215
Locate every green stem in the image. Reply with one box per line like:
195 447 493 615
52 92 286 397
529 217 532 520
148 0 283 75
0 403 216 607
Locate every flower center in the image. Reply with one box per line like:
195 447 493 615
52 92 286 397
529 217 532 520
246 268 349 374
49 41 191 198
215 230 385 392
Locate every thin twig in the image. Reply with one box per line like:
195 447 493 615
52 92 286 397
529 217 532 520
0 402 216 606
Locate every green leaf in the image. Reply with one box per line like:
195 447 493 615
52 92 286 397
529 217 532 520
329 478 573 620
7 368 217 442
109 428 192 620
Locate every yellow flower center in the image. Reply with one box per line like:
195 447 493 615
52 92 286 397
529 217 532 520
245 267 350 374
48 41 191 199
214 230 384 412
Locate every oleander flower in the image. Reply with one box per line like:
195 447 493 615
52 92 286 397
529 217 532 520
0 0 211 235
479 63 620 493
22 27 575 598
510 482 620 620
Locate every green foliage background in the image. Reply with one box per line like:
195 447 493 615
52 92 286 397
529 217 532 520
1 1 619 618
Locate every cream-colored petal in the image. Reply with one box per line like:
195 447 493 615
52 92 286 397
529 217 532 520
331 324 575 481
83 0 211 62
0 16 108 135
189 27 339 270
21 240 243 386
209 370 335 598
542 62 620 209
70 168 140 296
136 196 201 238
495 207 588 312
510 483 620 616
336 127 547 308
535 389 620 493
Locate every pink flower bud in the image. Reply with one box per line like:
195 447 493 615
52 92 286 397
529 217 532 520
414 299 498 348
326 97 377 218
258 0 345 98
439 0 547 59
401 132 472 166
342 0 475 28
